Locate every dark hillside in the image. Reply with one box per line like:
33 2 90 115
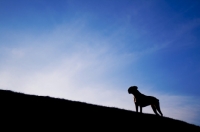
0 89 199 131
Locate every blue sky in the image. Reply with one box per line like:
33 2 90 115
0 0 200 125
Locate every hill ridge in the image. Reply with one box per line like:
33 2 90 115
0 89 199 131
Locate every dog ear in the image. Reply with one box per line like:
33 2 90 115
130 86 138 90
134 86 138 90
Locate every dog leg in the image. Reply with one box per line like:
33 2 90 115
151 105 159 116
135 103 138 112
155 102 163 116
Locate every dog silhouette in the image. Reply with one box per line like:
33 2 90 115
128 86 163 116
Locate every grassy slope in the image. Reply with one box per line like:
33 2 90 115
0 89 199 131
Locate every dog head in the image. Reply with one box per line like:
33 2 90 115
128 86 138 94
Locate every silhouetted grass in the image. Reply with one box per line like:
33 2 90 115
0 89 199 131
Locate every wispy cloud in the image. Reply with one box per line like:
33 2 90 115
0 18 129 93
